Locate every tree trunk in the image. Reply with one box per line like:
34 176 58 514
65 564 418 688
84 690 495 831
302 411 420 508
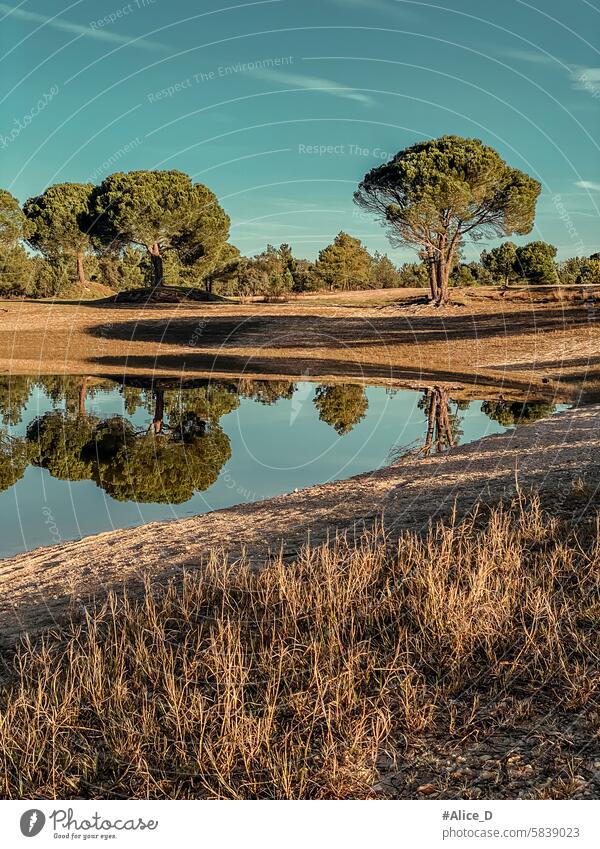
149 242 164 288
422 387 454 454
422 389 436 455
152 389 164 434
435 259 451 306
439 390 454 447
435 393 445 453
77 252 87 287
426 249 438 302
78 377 89 418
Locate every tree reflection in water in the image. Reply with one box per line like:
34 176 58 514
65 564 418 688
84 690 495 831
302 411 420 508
21 377 238 504
418 387 465 456
91 385 233 504
313 384 368 435
390 386 556 463
0 375 560 501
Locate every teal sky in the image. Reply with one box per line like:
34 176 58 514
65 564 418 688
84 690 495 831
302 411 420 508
1 0 599 262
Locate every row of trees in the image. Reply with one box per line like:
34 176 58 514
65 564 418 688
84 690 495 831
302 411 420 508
215 235 407 299
453 241 600 288
0 177 408 299
0 172 233 297
0 136 593 302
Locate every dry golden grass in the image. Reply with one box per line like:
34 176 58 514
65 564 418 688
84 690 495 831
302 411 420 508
0 496 599 799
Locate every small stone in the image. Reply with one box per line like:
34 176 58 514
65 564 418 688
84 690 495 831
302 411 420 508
417 783 437 794
479 770 496 782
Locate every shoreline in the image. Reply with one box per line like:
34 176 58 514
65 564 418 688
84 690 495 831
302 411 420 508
2 404 599 646
2 291 600 403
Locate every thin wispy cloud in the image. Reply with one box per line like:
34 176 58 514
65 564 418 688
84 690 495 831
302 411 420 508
0 3 167 50
252 68 374 105
575 180 600 191
328 0 414 15
575 67 600 82
500 48 559 66
329 0 391 9
500 50 600 98
570 64 600 95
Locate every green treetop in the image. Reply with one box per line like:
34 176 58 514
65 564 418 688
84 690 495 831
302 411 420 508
0 377 34 426
354 135 541 305
24 183 94 288
514 241 558 285
92 412 231 504
0 432 28 492
26 411 100 481
91 170 230 289
316 232 372 291
0 189 30 246
481 400 555 426
313 384 368 435
480 241 518 286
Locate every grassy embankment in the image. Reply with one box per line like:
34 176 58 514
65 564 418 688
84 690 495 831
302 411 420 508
1 494 598 799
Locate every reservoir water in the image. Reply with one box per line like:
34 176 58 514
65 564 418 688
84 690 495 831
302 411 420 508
0 375 561 558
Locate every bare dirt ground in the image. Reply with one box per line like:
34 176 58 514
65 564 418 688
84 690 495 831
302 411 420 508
1 403 599 648
1 287 600 402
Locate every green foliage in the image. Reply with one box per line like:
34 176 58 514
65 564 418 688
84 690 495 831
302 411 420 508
0 244 35 296
313 384 368 435
397 261 430 288
238 380 295 405
0 433 28 492
582 260 600 285
0 189 30 246
232 244 294 300
355 135 541 304
481 400 555 426
290 258 321 292
558 256 600 286
451 261 493 287
0 377 34 426
81 384 236 503
35 376 97 415
514 241 558 285
26 256 66 297
94 419 232 504
176 220 234 288
92 170 230 288
26 411 100 481
161 383 240 423
480 242 518 285
24 183 94 260
369 252 403 288
97 246 147 291
316 232 373 291
200 242 241 293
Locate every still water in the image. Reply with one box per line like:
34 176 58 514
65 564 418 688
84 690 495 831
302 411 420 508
0 376 560 558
